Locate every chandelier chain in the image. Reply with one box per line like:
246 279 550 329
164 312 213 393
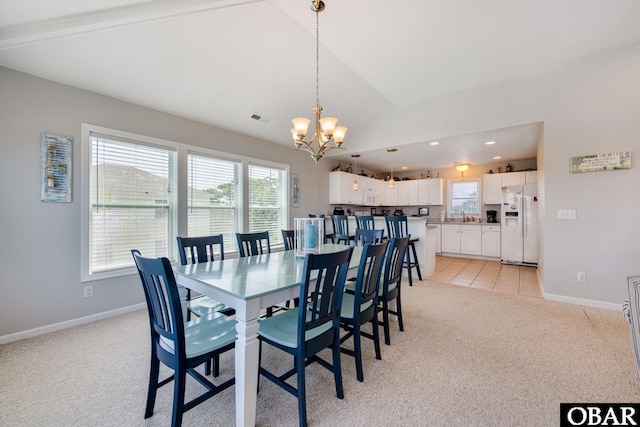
315 5 320 107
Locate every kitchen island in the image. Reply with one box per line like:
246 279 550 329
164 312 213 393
325 216 437 278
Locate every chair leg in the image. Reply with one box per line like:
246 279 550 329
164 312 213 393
396 295 404 332
296 352 308 427
353 324 364 382
145 354 160 419
405 250 413 287
172 368 187 427
332 334 344 399
411 242 422 280
382 301 391 345
372 309 381 360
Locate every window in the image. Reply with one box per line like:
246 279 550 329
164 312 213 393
86 132 177 278
187 153 241 255
248 164 287 247
82 124 289 281
448 179 480 215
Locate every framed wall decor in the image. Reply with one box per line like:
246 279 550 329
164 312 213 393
291 174 299 207
570 151 631 173
41 132 72 202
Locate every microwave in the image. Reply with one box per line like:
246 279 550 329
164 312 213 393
418 207 430 216
362 189 379 206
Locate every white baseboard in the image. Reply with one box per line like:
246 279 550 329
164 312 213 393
0 303 146 345
544 293 623 311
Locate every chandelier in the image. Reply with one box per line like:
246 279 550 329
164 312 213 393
291 0 347 164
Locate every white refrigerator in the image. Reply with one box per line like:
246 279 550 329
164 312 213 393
500 184 538 266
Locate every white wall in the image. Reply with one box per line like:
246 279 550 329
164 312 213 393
0 67 332 340
354 44 640 308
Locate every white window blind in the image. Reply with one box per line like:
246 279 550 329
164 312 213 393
89 134 176 274
187 153 240 254
449 180 480 214
248 164 286 247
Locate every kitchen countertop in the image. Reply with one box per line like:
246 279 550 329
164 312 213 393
425 221 501 225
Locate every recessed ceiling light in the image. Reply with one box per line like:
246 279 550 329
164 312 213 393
429 141 439 146
493 156 502 160
485 141 496 145
401 166 408 170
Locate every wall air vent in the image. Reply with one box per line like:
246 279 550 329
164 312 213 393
250 113 271 123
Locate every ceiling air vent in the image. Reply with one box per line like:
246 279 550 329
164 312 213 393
250 113 271 123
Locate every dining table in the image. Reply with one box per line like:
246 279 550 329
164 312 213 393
174 243 362 427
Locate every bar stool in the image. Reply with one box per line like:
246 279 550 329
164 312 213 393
331 214 355 244
385 215 422 286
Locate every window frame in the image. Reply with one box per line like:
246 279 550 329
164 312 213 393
81 124 289 282
447 178 481 218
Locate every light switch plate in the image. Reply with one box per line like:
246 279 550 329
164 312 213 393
557 209 576 220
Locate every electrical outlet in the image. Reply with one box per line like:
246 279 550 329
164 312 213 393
84 285 94 297
577 272 586 282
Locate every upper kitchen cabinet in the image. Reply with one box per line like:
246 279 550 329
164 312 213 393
329 171 360 205
482 173 502 204
358 175 383 206
397 180 419 206
419 178 444 205
383 181 398 205
483 171 537 204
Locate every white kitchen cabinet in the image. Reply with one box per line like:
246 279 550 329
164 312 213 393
460 225 482 255
397 180 419 206
440 224 482 255
329 171 360 205
525 171 537 184
417 178 444 205
383 181 398 206
481 225 501 257
482 173 502 204
441 224 461 253
501 171 526 187
432 224 442 254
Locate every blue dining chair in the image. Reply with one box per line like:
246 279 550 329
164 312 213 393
281 229 295 250
355 215 375 230
176 235 234 319
331 214 354 244
378 237 409 345
131 250 236 427
339 241 388 382
236 231 271 257
385 215 422 286
257 246 354 427
354 228 384 246
176 235 234 377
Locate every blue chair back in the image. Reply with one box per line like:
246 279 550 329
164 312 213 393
281 229 295 250
385 215 410 239
353 242 388 308
236 231 271 257
355 215 375 230
176 234 224 265
354 228 384 246
382 237 409 300
331 215 350 242
131 250 186 358
299 247 354 345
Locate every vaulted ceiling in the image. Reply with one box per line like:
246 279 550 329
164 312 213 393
2 0 639 171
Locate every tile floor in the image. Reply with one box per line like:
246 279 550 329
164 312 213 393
426 255 543 298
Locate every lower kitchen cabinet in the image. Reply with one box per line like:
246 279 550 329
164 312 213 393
441 224 496 257
481 225 501 257
441 224 481 255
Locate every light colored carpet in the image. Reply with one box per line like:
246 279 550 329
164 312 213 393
1 280 638 427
